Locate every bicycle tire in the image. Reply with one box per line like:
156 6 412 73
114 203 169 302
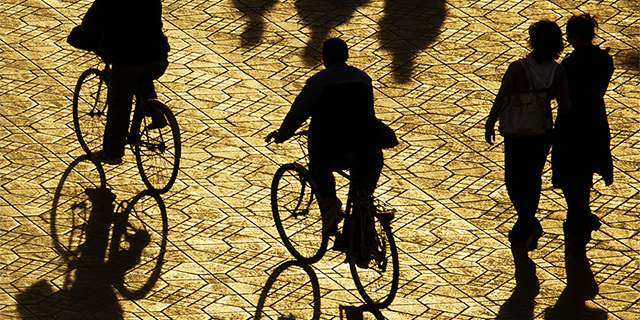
49 155 106 289
73 68 108 155
132 99 181 193
108 190 168 299
347 205 399 308
271 163 328 264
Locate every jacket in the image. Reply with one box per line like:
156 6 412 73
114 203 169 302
552 46 614 187
278 63 385 161
81 0 169 65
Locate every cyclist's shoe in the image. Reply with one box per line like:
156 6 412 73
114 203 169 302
356 256 371 269
147 109 168 129
323 203 344 235
91 150 122 165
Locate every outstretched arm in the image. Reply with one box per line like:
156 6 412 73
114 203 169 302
266 76 322 143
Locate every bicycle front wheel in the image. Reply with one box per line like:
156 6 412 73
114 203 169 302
347 208 399 308
271 163 328 264
73 68 108 155
132 99 181 193
108 190 168 299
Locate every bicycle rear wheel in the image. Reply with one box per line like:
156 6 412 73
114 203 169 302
347 204 399 308
49 155 106 289
73 68 108 155
132 99 181 193
271 163 328 264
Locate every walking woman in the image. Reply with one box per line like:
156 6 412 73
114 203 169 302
485 20 571 251
553 13 614 248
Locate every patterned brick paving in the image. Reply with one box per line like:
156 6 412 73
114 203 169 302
1 0 638 319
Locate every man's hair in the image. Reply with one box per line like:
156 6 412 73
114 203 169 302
567 13 598 42
322 38 348 64
528 20 564 63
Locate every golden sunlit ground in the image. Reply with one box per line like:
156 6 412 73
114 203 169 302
1 0 638 319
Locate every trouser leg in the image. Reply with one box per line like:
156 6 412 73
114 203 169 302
104 66 136 158
309 149 383 211
504 136 550 240
563 173 597 233
103 61 167 157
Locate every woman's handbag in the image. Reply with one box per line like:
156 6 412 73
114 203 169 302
498 59 551 137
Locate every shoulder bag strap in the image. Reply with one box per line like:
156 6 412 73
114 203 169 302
519 59 535 92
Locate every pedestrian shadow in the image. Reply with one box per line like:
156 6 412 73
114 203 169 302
497 240 540 320
233 0 279 47
17 156 167 318
544 237 607 320
234 0 446 83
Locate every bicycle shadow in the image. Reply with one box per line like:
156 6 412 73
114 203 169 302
253 260 391 319
254 260 321 320
17 156 167 318
234 0 446 83
543 237 606 320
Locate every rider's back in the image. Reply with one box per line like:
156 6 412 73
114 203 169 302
307 64 383 160
82 0 169 65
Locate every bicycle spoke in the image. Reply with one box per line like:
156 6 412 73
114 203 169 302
135 101 180 193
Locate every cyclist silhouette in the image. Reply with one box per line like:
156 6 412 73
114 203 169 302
266 38 396 235
68 0 170 165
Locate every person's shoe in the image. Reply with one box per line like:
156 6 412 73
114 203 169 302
91 150 122 165
509 227 543 252
323 203 344 235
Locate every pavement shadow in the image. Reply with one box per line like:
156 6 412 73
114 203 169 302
235 0 446 83
377 0 446 83
233 0 279 47
17 156 167 318
340 304 386 319
544 237 607 320
254 260 321 320
497 240 540 320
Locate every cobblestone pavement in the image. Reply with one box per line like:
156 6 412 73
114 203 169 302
1 0 639 319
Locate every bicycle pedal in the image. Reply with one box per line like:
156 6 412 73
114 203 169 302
378 211 395 224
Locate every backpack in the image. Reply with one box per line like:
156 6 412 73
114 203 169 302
498 59 551 137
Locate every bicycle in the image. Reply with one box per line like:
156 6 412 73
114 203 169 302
72 61 181 193
270 131 399 308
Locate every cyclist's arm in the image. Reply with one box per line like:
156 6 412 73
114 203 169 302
277 77 323 140
81 0 107 54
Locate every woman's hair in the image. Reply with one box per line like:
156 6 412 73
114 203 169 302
528 20 564 63
322 38 349 64
567 13 599 42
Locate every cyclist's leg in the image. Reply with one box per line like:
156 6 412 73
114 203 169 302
308 154 347 234
347 148 383 199
345 148 383 260
136 60 169 128
103 64 137 160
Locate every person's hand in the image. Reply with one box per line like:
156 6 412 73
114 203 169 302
485 125 495 145
265 130 285 143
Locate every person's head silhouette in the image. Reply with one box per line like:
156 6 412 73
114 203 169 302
566 13 599 47
528 20 564 63
322 38 348 68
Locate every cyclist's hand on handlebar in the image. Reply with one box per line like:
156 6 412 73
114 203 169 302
265 130 285 143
